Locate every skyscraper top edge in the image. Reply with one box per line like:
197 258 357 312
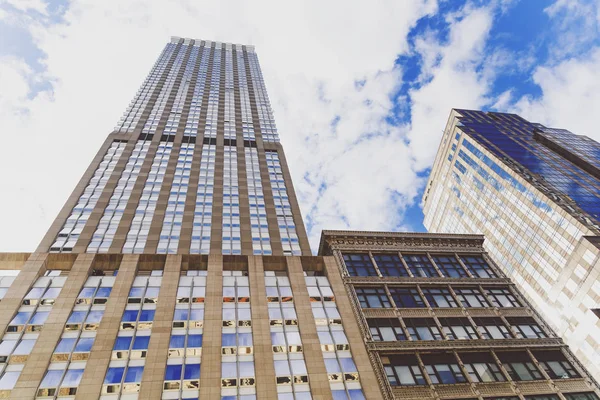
169 36 255 52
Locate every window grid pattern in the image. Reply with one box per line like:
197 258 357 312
266 151 300 255
190 144 216 254
163 46 198 137
350 253 497 279
247 51 279 143
102 272 162 397
123 142 173 253
141 45 186 136
222 146 241 255
236 48 255 141
51 142 126 252
37 274 115 397
163 270 206 399
305 276 365 399
184 46 211 137
0 271 66 395
158 143 194 253
265 272 312 399
246 148 271 255
204 46 222 139
115 43 176 133
224 47 236 140
221 272 255 399
402 254 440 278
87 141 151 253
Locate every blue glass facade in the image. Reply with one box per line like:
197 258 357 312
455 109 600 228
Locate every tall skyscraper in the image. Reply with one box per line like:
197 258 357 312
39 36 311 257
0 39 597 400
423 109 600 378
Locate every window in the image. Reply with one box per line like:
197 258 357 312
354 288 391 308
308 274 364 396
404 318 443 340
421 353 466 384
368 319 406 341
388 288 425 308
563 394 600 400
453 288 489 308
474 318 512 339
524 396 560 400
221 271 255 398
421 288 457 308
403 254 439 277
460 255 497 278
508 317 546 338
484 397 519 400
532 350 579 379
342 254 378 277
373 254 409 277
497 352 543 381
0 371 20 390
432 255 468 278
439 318 479 340
460 352 505 382
382 355 426 386
485 288 520 308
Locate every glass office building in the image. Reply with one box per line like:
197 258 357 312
423 109 600 379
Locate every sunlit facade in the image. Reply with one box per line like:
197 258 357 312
423 109 600 379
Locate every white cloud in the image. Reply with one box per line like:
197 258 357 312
0 0 47 15
0 0 513 252
407 5 496 171
513 47 600 141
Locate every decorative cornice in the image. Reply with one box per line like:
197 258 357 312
318 230 485 256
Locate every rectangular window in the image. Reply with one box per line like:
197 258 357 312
460 352 505 382
342 254 378 277
460 255 497 278
373 254 409 277
403 254 439 277
497 352 543 381
432 255 468 278
368 319 406 341
404 318 443 341
354 287 391 308
381 355 425 386
388 288 425 308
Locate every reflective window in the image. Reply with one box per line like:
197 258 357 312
342 254 377 277
372 254 409 277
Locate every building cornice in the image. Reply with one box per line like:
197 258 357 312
318 230 485 256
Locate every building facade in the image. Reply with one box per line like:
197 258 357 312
319 230 600 400
0 40 598 400
39 36 311 257
422 109 600 379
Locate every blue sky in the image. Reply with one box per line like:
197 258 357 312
0 0 600 252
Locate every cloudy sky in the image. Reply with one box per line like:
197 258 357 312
1 0 599 253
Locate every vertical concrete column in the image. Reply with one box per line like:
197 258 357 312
0 253 48 334
286 257 332 400
198 254 223 399
75 255 139 399
247 256 277 399
12 253 95 398
139 255 181 398
323 256 384 400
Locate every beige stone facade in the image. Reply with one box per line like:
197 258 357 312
318 230 600 400
0 252 382 399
